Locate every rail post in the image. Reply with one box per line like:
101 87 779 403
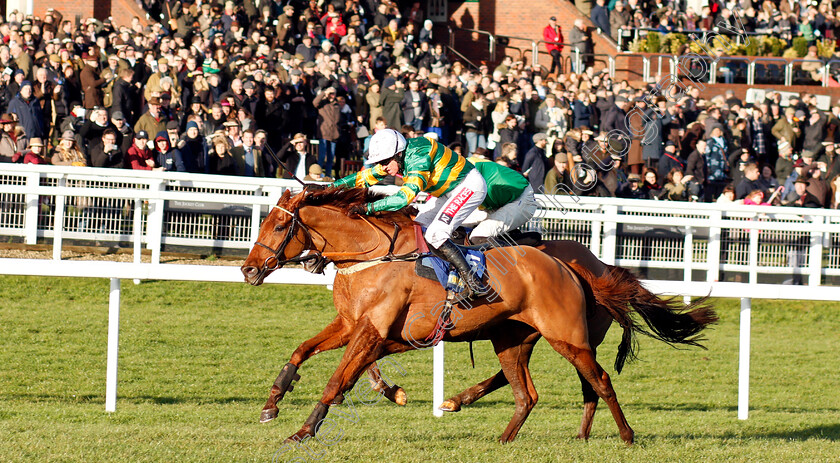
105 277 121 412
738 297 751 420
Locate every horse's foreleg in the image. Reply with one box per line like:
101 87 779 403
286 320 386 443
261 315 351 423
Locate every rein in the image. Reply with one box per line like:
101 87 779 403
254 203 418 278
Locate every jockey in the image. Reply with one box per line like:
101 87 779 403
332 129 490 297
464 158 538 244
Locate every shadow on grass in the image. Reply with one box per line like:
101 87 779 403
645 423 840 441
127 395 256 405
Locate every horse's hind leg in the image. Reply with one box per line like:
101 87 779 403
493 330 540 443
442 329 541 413
548 339 634 444
366 362 407 406
261 315 351 423
576 368 599 440
439 370 508 412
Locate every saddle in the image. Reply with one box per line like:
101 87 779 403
414 225 543 291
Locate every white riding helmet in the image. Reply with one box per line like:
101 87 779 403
367 129 407 164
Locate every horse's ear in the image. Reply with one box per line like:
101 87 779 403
278 189 292 203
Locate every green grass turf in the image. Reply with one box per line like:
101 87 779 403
0 275 838 462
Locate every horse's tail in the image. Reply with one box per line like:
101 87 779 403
564 262 718 374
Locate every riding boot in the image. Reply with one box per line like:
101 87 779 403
431 240 491 298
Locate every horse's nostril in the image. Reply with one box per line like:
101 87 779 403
242 266 257 277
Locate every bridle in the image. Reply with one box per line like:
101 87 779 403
252 201 406 281
253 205 318 279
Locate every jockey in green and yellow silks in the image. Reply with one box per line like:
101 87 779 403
332 129 490 298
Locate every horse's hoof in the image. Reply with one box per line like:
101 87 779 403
260 407 278 423
393 387 407 406
331 393 345 405
438 399 461 412
285 426 314 443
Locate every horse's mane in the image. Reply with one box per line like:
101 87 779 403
302 186 417 223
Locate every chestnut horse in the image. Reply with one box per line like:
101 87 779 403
303 240 713 441
241 187 716 443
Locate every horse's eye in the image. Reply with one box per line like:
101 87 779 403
274 224 284 233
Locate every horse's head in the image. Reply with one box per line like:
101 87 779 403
241 189 312 285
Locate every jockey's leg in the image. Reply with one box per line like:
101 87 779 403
425 169 490 298
469 186 538 244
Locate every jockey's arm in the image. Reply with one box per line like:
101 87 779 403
331 164 389 188
368 149 433 213
367 171 430 212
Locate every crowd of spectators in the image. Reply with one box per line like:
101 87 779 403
596 0 840 44
0 1 839 209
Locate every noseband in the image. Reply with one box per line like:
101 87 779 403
253 205 323 281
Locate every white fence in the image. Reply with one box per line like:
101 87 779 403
2 164 840 421
3 164 840 285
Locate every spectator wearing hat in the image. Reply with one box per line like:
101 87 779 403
126 131 158 170
135 97 168 140
90 129 124 168
544 152 573 194
522 132 550 192
365 80 384 131
380 77 405 132
783 176 823 208
618 173 647 199
224 120 243 147
0 114 25 162
276 5 297 50
772 107 801 151
304 163 333 182
111 111 134 155
181 120 208 174
277 133 317 180
80 53 105 109
51 130 87 166
145 57 180 102
231 129 263 177
602 94 630 136
208 134 237 175
8 80 46 139
153 130 186 172
775 139 795 183
657 141 686 185
543 16 564 75
240 81 260 117
13 137 47 164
